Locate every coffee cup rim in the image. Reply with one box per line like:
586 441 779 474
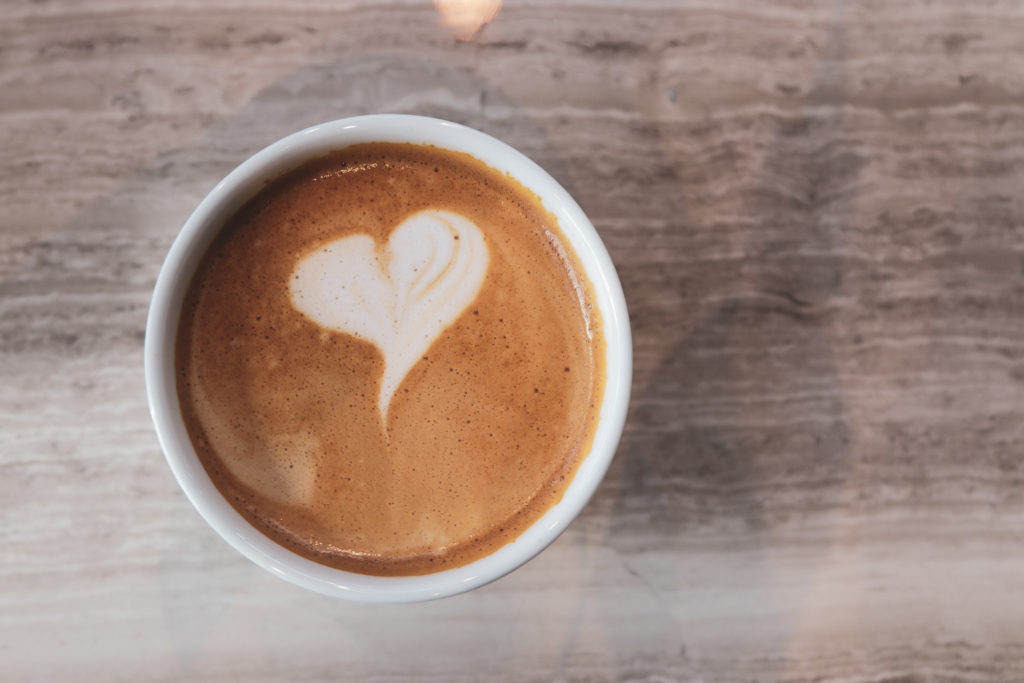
145 114 632 602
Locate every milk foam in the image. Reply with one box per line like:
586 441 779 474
289 210 489 419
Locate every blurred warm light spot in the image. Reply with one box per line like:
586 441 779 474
433 0 502 41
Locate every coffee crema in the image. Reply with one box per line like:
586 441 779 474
176 142 605 576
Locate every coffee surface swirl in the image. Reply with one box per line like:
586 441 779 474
176 142 605 575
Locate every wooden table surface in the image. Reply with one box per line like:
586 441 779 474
4 1 1024 680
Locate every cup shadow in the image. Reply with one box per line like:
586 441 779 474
571 7 865 674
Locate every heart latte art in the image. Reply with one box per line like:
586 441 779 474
290 210 489 419
176 143 605 576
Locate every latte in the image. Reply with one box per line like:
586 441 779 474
175 142 605 576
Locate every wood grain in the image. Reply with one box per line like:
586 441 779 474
3 1 1024 680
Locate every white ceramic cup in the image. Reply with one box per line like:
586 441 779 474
145 115 631 602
